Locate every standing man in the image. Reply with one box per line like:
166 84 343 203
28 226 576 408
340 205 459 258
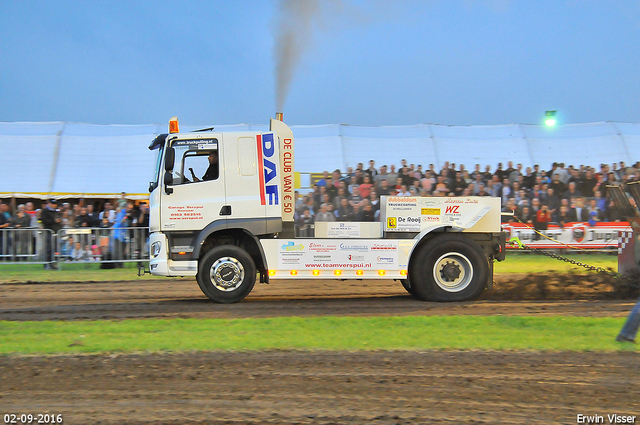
136 203 150 261
508 163 523 185
11 205 31 259
117 192 128 209
534 204 551 241
25 202 38 227
40 199 62 268
86 204 100 227
387 165 398 186
366 159 378 180
618 235 640 344
617 298 640 343
0 205 9 258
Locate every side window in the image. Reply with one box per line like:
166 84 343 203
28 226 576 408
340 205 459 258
182 151 217 183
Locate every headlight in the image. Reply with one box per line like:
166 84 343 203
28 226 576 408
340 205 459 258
151 241 162 258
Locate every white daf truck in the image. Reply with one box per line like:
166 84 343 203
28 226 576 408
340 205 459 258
147 115 506 303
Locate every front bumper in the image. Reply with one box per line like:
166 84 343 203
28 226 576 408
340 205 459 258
149 232 197 277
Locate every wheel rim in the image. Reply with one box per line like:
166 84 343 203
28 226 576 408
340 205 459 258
432 252 474 292
210 256 245 291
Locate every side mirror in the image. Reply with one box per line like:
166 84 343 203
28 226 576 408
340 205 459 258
164 172 174 195
164 146 175 171
149 181 156 193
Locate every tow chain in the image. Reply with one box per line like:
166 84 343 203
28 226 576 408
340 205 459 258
508 236 622 278
507 216 639 288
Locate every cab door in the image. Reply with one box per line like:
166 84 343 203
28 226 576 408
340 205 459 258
160 136 227 233
222 133 264 221
222 132 281 235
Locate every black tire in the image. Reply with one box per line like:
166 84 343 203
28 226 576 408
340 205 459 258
400 278 418 297
196 245 256 303
409 234 488 302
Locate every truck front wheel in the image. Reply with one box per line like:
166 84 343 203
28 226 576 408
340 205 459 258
409 234 488 302
400 278 417 297
197 245 256 303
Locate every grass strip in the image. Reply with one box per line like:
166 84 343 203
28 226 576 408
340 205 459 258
0 316 636 355
493 252 617 274
0 262 165 284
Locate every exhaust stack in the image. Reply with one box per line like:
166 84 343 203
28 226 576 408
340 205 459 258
275 112 284 121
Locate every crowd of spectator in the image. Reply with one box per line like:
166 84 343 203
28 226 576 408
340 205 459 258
2 160 639 260
295 159 640 232
0 193 149 265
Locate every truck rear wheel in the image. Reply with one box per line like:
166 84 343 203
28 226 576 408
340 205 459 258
197 245 256 303
409 234 488 302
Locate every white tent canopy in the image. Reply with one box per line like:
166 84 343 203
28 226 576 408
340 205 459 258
1 121 638 199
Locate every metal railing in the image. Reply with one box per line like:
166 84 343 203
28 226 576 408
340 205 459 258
294 224 315 237
0 228 54 264
56 227 150 264
0 227 150 266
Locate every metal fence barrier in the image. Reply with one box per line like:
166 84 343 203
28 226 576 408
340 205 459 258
0 227 150 267
56 227 150 264
294 224 315 238
0 228 54 264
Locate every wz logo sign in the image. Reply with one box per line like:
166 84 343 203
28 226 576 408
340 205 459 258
257 133 279 205
445 205 460 214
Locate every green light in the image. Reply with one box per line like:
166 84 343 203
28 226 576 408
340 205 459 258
544 110 557 127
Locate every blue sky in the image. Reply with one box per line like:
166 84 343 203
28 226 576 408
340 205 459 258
1 0 639 127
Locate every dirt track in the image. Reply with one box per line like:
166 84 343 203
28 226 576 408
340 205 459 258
1 351 638 424
1 276 639 424
0 276 638 321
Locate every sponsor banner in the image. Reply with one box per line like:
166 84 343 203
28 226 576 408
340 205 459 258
384 196 497 232
502 222 628 249
387 216 421 231
277 239 399 269
326 222 364 238
421 208 440 215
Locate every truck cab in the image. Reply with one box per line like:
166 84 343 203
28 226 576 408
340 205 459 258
148 117 294 300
